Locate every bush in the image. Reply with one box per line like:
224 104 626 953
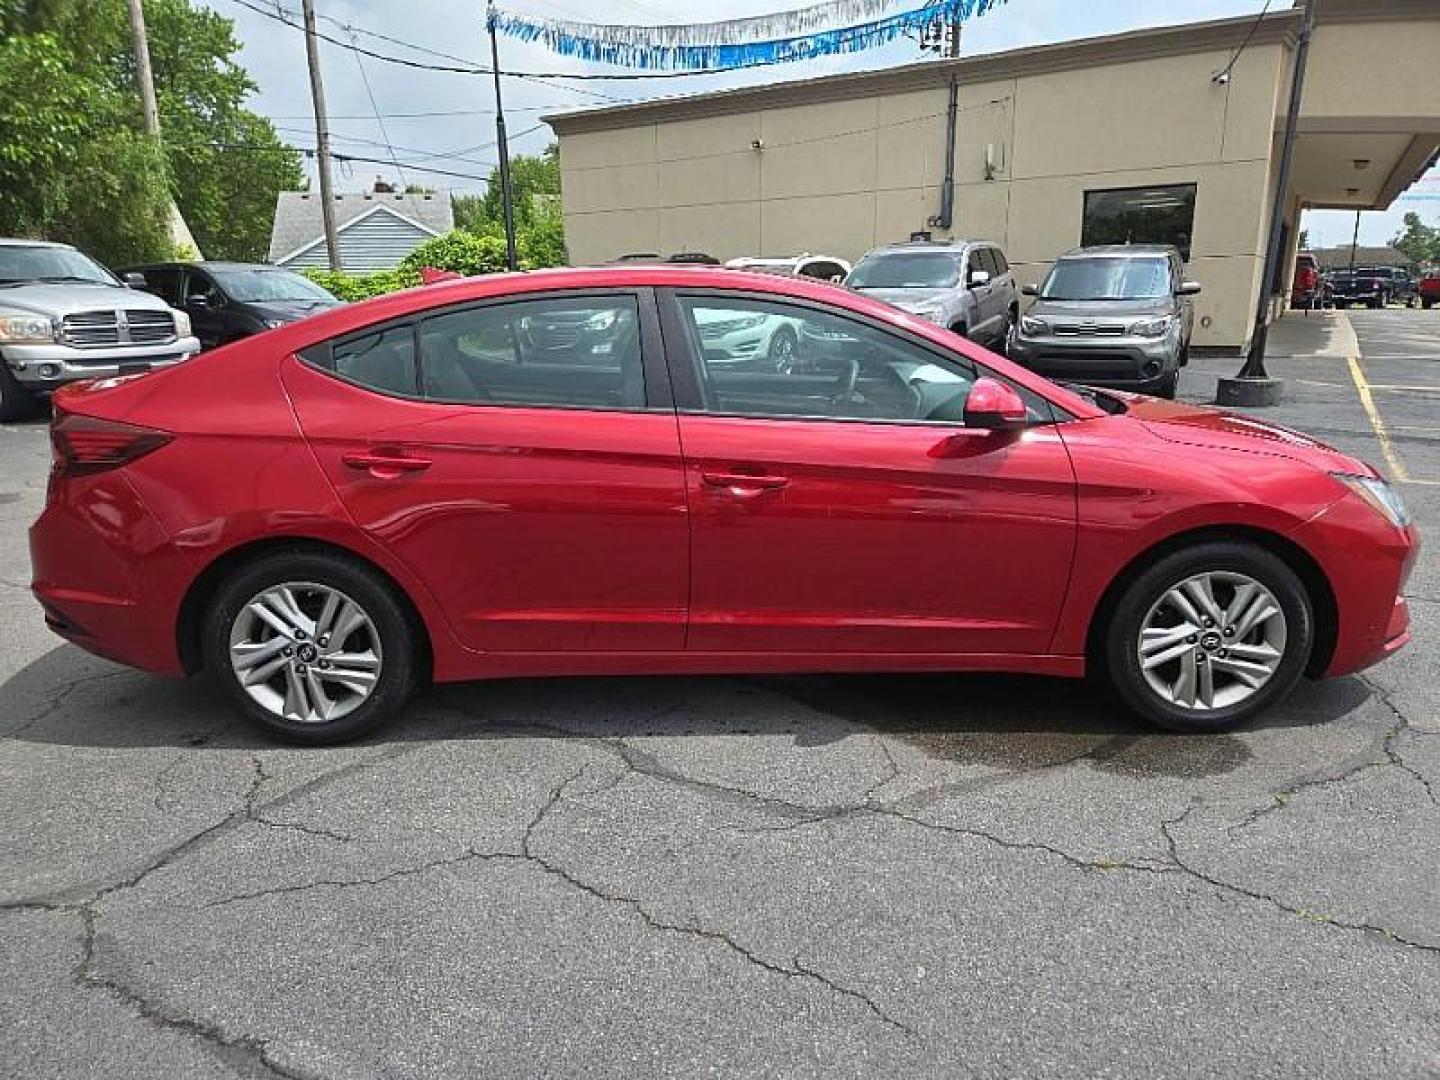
399 230 509 277
300 267 419 302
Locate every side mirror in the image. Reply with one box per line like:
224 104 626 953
1177 280 1202 296
968 269 991 288
185 292 215 310
962 377 1029 431
1021 283 1039 297
123 272 149 290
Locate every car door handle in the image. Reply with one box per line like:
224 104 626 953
701 471 790 493
341 451 432 475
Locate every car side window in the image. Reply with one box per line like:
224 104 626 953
184 270 222 307
967 249 987 282
677 296 980 424
991 248 1010 275
141 267 183 305
332 325 419 397
418 295 645 410
979 249 1000 278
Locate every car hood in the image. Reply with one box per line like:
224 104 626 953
0 282 173 317
1113 393 1371 474
241 298 344 323
852 286 951 310
1027 297 1173 320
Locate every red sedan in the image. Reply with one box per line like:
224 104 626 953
30 267 1417 744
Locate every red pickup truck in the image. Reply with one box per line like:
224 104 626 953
1421 273 1440 310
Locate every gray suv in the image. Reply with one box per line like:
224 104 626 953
0 239 199 420
845 240 1019 349
1007 245 1199 399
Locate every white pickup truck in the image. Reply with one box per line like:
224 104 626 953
0 239 200 420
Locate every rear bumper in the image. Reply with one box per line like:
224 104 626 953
29 469 189 675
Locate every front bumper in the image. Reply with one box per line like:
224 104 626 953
4 337 201 389
1008 332 1179 391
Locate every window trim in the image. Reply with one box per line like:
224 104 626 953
295 286 673 414
656 287 1064 429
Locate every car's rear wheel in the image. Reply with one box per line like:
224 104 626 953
0 366 40 423
1104 541 1312 732
201 550 417 744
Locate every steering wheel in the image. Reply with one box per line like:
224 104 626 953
828 356 860 411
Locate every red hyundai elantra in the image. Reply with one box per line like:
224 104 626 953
30 267 1417 743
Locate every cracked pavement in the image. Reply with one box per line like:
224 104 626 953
3 310 1439 1078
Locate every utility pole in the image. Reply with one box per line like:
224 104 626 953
126 0 200 257
302 0 342 271
1218 0 1315 408
487 5 519 272
1348 209 1362 269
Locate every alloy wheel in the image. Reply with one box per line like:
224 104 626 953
1137 571 1287 711
228 582 383 724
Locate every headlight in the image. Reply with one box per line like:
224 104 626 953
1019 315 1048 337
731 313 767 331
906 304 946 324
1332 472 1411 528
172 308 192 337
1128 316 1172 338
0 310 55 344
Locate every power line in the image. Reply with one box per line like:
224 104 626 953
207 143 497 183
223 0 823 82
342 24 406 186
1214 0 1274 82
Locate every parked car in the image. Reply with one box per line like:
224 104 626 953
845 239 1018 349
1291 252 1329 308
0 239 198 421
1329 266 1417 309
30 266 1416 745
1420 272 1440 310
725 254 852 283
122 261 342 349
1007 245 1199 399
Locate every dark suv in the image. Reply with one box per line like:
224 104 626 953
123 262 342 349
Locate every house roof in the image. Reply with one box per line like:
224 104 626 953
267 191 453 264
1311 245 1413 269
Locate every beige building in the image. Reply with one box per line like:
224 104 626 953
547 0 1440 350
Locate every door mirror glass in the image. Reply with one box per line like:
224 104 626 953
123 271 149 290
968 269 991 288
1021 283 1039 296
186 291 218 310
1177 280 1202 296
962 377 1028 430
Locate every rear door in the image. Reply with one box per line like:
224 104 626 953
661 289 1077 656
283 288 690 654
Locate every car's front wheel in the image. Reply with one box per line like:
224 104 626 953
201 550 418 744
0 366 40 423
1104 541 1313 732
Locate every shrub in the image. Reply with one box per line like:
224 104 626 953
399 230 509 277
300 267 419 302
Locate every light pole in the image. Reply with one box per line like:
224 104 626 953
1218 0 1316 408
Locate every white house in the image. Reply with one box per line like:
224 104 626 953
267 191 455 271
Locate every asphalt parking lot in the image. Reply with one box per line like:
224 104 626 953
2 309 1437 1079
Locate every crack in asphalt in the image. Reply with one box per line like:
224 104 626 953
0 667 133 740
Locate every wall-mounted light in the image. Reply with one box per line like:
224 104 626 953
1211 70 1232 86
750 138 764 152
1352 159 1371 171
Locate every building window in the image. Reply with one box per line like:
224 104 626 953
1082 184 1197 261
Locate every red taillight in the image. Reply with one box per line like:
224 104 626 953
51 411 173 475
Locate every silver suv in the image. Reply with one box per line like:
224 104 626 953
845 240 1019 350
1007 245 1199 400
0 239 200 420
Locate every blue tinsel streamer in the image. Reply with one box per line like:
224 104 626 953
491 0 1009 72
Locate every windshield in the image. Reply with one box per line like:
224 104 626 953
210 267 335 303
0 245 116 286
1041 256 1171 300
847 253 961 290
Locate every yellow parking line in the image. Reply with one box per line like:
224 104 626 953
1346 355 1411 483
1367 384 1440 393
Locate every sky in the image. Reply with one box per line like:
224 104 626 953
201 0 1438 249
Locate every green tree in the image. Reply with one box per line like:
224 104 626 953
0 0 302 265
1391 212 1440 267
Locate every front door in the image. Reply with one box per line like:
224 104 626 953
663 291 1077 657
181 268 227 349
284 289 689 654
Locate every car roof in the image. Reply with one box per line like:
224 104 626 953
121 261 285 271
861 240 992 257
0 238 73 249
1059 245 1178 259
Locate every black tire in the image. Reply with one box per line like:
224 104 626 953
950 323 969 341
0 365 40 423
1424 298 1435 310
767 326 798 372
1155 370 1179 400
201 549 418 745
1103 541 1313 733
1368 297 1384 310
